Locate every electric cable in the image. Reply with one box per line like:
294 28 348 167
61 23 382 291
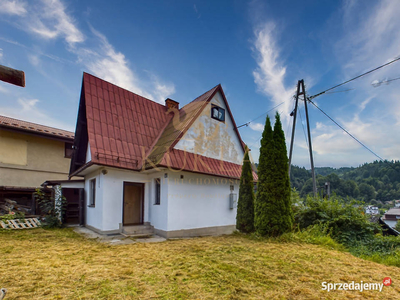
309 56 400 100
308 97 400 174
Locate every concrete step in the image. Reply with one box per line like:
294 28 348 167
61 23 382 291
123 224 154 236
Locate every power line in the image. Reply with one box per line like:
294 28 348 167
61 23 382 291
309 56 400 100
324 88 354 95
307 98 385 161
308 98 400 174
247 110 284 150
298 104 309 148
236 101 285 129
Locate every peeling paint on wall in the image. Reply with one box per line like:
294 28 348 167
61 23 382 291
174 92 244 164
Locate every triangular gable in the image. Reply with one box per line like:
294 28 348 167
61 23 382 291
174 89 245 165
145 84 246 169
143 85 219 168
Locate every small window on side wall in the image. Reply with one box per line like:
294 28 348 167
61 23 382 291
89 178 96 207
155 178 161 205
211 105 225 122
65 142 74 158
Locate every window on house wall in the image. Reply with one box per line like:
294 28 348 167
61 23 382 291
89 178 96 207
155 178 161 205
65 142 74 158
211 105 225 122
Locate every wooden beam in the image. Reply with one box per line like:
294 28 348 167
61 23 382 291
0 64 25 87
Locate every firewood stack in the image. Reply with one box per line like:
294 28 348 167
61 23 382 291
0 199 32 215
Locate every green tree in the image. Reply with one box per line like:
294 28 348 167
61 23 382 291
255 113 293 236
395 221 400 232
236 147 255 233
359 183 376 201
254 115 274 235
271 112 293 233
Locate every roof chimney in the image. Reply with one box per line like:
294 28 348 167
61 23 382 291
165 98 179 110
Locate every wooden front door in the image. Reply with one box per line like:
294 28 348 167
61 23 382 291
123 182 144 225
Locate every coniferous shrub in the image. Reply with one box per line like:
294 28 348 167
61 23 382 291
236 147 255 233
254 115 274 235
271 112 293 233
255 113 293 236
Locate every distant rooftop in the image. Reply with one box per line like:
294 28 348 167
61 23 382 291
0 115 74 140
384 207 400 215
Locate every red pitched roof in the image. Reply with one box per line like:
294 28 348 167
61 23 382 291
82 73 171 170
158 149 258 180
71 73 253 180
0 114 74 140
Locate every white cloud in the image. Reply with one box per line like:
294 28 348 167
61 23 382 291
78 26 145 96
146 73 176 103
0 98 74 131
249 122 264 132
252 22 295 131
0 0 27 16
75 27 175 103
0 0 175 104
299 1 400 167
0 0 84 46
28 54 40 66
38 0 85 45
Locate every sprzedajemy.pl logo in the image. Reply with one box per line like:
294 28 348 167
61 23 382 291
322 277 392 292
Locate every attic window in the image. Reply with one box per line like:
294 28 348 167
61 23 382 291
211 105 225 122
65 142 74 158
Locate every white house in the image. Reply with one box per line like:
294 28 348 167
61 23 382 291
68 73 256 238
365 205 379 215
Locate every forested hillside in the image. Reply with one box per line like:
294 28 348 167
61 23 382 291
289 160 400 203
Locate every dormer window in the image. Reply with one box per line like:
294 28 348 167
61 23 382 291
211 105 225 122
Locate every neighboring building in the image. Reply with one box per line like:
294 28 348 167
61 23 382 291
69 73 256 238
365 205 379 215
382 207 400 228
394 200 400 208
0 115 74 212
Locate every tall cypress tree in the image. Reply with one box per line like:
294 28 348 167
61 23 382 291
255 113 293 236
254 115 274 235
236 146 255 233
271 112 293 234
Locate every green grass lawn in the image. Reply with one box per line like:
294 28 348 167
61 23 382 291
1 228 400 299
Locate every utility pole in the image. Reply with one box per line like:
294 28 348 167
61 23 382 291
288 82 300 177
288 79 317 197
325 182 330 199
302 80 317 197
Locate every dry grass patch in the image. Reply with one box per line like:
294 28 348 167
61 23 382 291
0 228 400 299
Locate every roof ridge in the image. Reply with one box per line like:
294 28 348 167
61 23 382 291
180 84 220 110
83 72 168 109
0 114 74 135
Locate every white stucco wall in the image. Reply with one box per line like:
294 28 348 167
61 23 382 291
167 171 239 231
85 169 104 231
174 91 244 165
84 167 169 232
84 167 239 234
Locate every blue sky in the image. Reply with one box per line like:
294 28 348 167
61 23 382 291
0 0 399 168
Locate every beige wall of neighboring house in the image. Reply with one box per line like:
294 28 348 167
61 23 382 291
0 129 72 188
0 115 75 191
